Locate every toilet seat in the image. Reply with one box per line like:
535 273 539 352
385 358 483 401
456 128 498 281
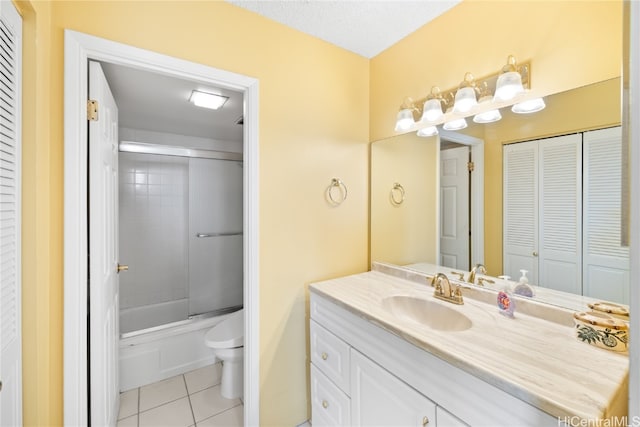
205 309 244 348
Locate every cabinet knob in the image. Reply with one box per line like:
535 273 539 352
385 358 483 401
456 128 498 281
532 251 538 257
422 416 429 426
321 352 328 360
322 400 329 409
117 264 129 273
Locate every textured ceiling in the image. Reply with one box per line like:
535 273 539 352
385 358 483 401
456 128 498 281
226 0 461 58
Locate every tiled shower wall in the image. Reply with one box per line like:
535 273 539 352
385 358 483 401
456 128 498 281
119 152 190 312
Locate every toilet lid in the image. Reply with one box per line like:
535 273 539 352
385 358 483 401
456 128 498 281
205 309 244 348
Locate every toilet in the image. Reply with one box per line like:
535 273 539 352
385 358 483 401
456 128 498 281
204 309 244 399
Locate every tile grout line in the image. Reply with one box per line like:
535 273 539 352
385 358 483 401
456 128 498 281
197 403 244 426
183 374 197 427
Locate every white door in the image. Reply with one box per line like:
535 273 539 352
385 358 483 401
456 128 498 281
538 134 582 294
583 127 629 303
503 141 539 284
89 60 120 426
0 1 22 425
350 349 435 426
440 146 470 270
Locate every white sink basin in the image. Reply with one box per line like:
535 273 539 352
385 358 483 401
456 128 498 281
381 295 473 332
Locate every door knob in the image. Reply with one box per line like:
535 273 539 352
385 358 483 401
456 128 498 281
422 416 429 426
117 264 129 273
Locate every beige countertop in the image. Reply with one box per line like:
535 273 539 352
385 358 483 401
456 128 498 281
309 265 629 423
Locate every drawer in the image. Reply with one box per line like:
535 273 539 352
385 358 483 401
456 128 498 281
311 364 351 426
310 319 350 392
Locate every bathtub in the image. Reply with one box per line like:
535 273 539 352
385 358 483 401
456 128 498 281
119 303 241 391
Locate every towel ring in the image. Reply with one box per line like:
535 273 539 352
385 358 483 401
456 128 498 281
327 178 348 206
390 182 405 206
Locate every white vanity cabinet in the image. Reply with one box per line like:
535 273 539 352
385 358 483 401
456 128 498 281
310 291 559 426
351 349 436 426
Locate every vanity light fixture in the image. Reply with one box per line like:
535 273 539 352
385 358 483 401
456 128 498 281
395 108 415 132
443 118 468 131
473 95 502 123
394 97 418 132
189 90 229 110
392 54 539 135
417 126 439 137
421 87 447 122
453 73 479 113
512 97 546 114
493 55 525 102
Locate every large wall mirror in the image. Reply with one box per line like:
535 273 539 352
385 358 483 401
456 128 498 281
371 77 628 310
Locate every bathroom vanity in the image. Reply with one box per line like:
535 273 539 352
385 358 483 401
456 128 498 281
309 264 628 426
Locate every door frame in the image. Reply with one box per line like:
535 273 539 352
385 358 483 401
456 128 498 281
63 30 260 425
438 130 484 267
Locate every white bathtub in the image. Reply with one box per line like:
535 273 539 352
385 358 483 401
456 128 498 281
119 307 238 391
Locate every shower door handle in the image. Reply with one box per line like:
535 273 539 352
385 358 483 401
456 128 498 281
117 264 129 273
196 232 243 238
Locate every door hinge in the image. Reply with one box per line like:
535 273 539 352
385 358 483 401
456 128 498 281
467 161 475 172
87 99 98 121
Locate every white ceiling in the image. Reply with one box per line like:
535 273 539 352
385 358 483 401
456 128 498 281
226 0 461 58
100 62 245 142
100 1 460 142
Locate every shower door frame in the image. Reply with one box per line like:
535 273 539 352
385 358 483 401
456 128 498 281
63 30 260 425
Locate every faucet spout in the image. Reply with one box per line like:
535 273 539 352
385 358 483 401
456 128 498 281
431 273 464 305
467 263 487 285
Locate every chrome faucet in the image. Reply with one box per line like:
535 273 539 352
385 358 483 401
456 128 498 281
430 273 464 305
467 263 487 285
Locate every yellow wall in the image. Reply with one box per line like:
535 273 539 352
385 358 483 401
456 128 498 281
20 1 370 425
370 0 623 142
371 133 438 265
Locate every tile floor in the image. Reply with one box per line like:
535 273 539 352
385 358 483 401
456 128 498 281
117 363 243 427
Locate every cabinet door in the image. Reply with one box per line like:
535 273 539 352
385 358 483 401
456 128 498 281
351 349 435 427
436 406 469 427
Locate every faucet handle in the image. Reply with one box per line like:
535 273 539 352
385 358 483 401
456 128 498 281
434 282 443 294
450 271 465 281
477 277 495 287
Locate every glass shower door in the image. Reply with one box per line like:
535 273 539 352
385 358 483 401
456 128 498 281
188 158 243 316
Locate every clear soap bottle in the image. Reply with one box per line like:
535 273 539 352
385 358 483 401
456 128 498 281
513 269 534 297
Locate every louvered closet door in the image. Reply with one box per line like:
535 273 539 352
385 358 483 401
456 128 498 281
0 1 22 425
503 141 539 285
583 127 629 304
538 134 582 294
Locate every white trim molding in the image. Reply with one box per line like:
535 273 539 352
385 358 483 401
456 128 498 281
63 30 260 425
628 0 640 419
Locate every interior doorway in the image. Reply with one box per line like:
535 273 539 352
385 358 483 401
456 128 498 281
63 30 259 426
437 130 484 270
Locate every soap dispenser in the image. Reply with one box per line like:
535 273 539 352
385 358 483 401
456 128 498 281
513 269 534 297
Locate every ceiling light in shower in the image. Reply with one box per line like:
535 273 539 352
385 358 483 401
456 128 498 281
189 90 229 110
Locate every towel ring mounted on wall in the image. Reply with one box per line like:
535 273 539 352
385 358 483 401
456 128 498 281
327 178 348 206
390 182 405 206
